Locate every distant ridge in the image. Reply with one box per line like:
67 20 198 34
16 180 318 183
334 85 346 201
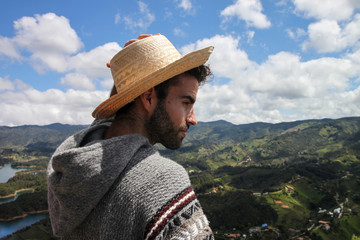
160 116 360 169
0 123 88 148
1 117 359 158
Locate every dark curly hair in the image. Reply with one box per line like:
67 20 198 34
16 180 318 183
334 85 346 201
154 65 212 100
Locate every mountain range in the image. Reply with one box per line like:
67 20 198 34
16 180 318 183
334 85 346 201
1 117 360 239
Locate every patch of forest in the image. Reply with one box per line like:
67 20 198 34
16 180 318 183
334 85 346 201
0 117 359 239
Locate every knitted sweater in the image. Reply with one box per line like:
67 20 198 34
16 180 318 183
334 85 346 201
47 119 214 239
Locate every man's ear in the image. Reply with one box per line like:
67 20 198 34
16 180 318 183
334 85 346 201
139 88 158 113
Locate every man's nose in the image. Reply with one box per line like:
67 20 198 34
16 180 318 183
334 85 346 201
186 108 197 126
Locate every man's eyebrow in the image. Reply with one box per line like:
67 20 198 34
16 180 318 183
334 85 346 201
180 95 196 104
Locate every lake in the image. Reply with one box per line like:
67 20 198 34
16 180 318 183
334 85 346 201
0 189 33 205
0 213 49 238
0 164 47 238
0 164 26 183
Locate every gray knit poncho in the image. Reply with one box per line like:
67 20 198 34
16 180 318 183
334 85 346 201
47 119 214 239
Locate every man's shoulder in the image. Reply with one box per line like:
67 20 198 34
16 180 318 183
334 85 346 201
146 152 188 175
124 151 191 188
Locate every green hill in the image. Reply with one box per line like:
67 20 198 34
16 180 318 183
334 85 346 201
0 117 359 239
161 117 360 170
0 123 87 149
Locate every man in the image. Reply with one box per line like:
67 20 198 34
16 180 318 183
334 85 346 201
47 34 214 239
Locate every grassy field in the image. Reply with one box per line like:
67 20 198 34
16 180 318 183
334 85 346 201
264 189 310 230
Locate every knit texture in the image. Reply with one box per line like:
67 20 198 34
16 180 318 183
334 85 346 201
47 119 214 239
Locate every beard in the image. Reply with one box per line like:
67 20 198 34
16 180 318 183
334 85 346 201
145 100 187 150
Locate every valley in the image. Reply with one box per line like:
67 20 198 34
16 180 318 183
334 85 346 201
0 117 359 239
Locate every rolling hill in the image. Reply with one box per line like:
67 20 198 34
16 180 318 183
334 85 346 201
1 117 360 239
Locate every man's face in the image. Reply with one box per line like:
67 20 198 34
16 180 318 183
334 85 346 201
146 74 199 149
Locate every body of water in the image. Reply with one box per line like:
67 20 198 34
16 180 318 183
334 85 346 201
0 190 33 205
0 164 46 238
0 164 26 183
0 213 49 238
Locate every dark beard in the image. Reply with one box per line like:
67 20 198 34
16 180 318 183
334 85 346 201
145 100 186 150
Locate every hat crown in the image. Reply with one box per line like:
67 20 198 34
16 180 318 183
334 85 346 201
110 35 182 92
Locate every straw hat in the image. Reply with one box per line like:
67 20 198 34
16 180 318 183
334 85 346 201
92 35 214 119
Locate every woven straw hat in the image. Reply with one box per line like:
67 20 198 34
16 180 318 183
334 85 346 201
92 35 214 119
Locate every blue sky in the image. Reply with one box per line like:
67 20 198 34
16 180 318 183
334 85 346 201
1 0 360 126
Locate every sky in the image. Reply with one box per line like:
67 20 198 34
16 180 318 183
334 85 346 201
1 0 360 126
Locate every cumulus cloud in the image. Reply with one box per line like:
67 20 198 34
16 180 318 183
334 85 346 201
123 1 155 31
246 52 357 98
180 35 253 80
68 42 121 82
221 0 271 29
1 9 360 126
0 79 108 126
292 0 360 21
12 13 83 73
0 12 125 125
292 0 360 54
13 13 82 54
0 13 83 73
60 73 95 91
0 37 21 60
0 76 15 91
0 13 121 90
57 42 121 90
302 14 360 53
182 35 360 124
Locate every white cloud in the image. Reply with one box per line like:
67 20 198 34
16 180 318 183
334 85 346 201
0 76 15 91
173 28 186 37
246 52 356 98
63 42 120 90
286 29 295 39
0 81 108 126
276 0 287 6
0 37 21 60
13 13 82 55
178 0 192 11
61 73 95 91
196 84 260 124
246 31 255 44
221 0 271 29
56 41 120 90
12 13 83 73
292 0 359 21
180 35 253 80
303 14 360 53
115 13 121 24
0 12 122 125
181 35 360 124
123 1 155 31
1 13 121 90
175 0 193 14
69 42 121 81
286 28 306 40
0 13 85 73
0 77 31 92
14 79 32 91
100 78 115 90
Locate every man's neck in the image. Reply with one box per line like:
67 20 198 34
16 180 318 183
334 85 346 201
104 114 148 140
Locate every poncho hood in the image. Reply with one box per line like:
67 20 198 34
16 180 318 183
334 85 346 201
47 119 154 236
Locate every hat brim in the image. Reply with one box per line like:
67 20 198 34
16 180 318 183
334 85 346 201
92 46 214 119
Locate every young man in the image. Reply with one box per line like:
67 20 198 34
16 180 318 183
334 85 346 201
47 34 214 239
